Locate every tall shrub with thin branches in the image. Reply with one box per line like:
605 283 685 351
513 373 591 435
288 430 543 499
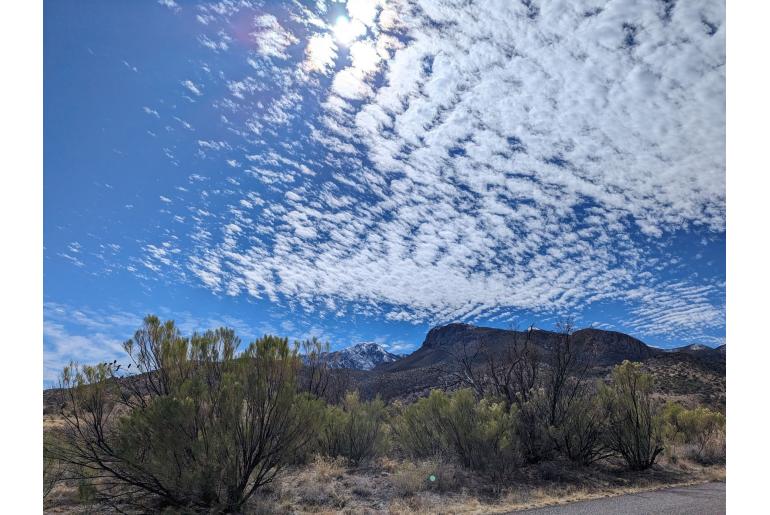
47 316 323 512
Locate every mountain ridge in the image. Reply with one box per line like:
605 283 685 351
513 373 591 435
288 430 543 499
322 342 400 371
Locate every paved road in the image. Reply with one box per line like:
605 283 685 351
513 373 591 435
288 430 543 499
515 482 725 515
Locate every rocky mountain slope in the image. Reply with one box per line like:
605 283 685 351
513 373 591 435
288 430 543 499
356 323 725 408
322 342 400 370
378 323 660 373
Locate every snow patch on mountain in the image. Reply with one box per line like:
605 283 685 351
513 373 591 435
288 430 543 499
325 342 400 370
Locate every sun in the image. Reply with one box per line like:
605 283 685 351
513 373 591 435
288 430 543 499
332 15 365 45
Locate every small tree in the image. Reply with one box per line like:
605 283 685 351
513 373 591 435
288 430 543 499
539 321 607 464
297 337 351 405
47 316 324 512
600 361 664 470
514 392 554 464
434 340 489 399
485 326 540 410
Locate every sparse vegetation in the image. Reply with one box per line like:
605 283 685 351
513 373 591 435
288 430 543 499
663 402 726 464
43 316 725 513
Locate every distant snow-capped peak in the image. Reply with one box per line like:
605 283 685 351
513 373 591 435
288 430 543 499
324 342 400 370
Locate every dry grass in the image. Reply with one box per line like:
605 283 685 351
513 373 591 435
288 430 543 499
390 458 462 496
43 414 66 431
234 456 724 515
43 455 724 514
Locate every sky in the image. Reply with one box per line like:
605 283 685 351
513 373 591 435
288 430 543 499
43 0 725 384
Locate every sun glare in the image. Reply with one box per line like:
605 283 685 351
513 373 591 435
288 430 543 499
332 15 365 45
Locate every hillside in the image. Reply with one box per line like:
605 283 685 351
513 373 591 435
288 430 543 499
44 323 726 411
353 323 725 408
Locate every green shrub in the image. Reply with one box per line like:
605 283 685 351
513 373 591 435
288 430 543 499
391 391 451 460
599 361 664 470
47 316 325 512
392 389 521 483
662 401 688 443
663 402 725 464
319 391 386 464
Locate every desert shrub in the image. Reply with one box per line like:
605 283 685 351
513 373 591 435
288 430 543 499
548 386 611 465
513 391 555 464
663 403 725 464
392 389 522 483
47 316 324 512
319 391 386 464
445 321 605 466
309 455 346 482
662 401 688 443
442 390 517 478
599 361 664 470
391 391 451 459
694 428 726 465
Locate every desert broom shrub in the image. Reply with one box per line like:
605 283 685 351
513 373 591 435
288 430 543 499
548 386 612 465
390 390 451 460
319 391 387 464
46 316 325 512
392 389 522 483
662 402 725 464
599 361 664 470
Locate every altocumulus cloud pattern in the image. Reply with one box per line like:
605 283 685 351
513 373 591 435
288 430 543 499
47 0 725 361
146 0 725 336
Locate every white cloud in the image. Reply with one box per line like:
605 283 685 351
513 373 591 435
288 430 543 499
347 0 381 27
252 14 298 59
331 67 373 99
349 39 380 74
158 0 180 11
43 303 139 383
305 33 338 74
137 0 725 341
142 106 160 118
181 80 203 96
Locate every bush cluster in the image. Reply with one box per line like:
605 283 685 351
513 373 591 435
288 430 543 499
46 317 325 512
662 402 726 464
318 391 387 464
392 389 520 483
392 361 720 475
45 317 724 511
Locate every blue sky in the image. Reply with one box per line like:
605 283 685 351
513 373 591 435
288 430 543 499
43 0 725 383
